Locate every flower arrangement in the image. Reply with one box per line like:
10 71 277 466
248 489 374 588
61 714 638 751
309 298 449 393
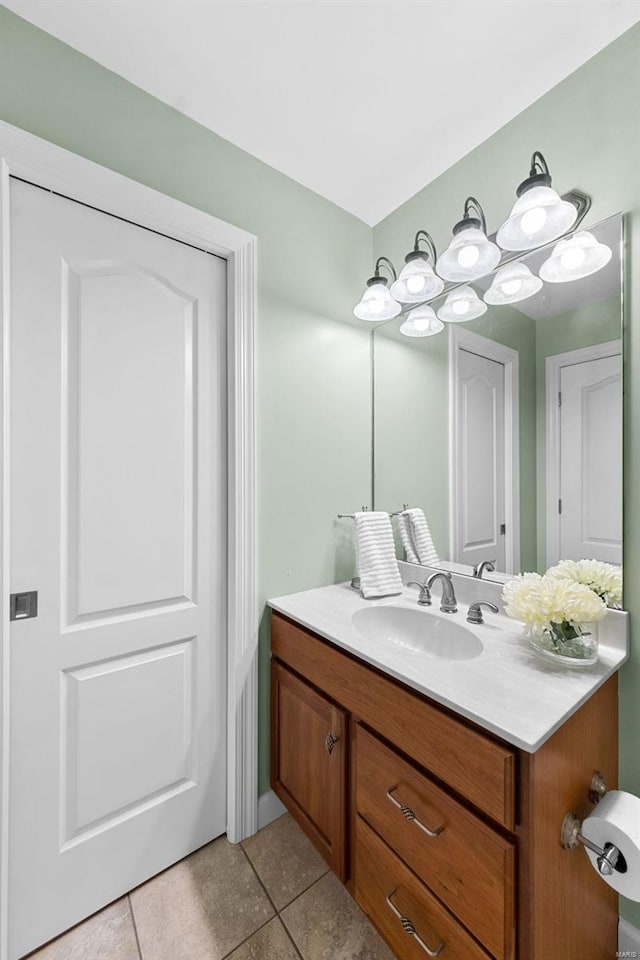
545 558 622 607
502 571 607 663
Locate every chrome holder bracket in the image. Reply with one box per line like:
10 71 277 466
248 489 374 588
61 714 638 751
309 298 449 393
561 771 622 877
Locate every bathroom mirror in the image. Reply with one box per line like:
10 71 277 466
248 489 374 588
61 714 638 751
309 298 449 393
372 214 623 583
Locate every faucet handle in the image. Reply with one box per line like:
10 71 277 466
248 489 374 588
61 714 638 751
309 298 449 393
467 601 499 624
473 560 496 578
407 580 432 606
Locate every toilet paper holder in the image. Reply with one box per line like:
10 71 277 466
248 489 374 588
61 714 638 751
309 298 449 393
561 772 623 877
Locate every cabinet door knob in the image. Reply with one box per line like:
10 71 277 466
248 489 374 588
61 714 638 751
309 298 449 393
386 888 444 957
325 733 340 755
386 786 444 838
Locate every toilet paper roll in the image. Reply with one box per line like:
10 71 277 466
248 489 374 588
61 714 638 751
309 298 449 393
581 790 640 900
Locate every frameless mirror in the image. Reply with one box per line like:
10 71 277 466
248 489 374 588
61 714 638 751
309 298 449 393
372 214 623 583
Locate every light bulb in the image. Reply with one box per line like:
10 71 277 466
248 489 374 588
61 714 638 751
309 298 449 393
502 278 522 296
412 314 430 331
406 274 426 294
453 299 469 316
560 246 586 271
540 230 612 284
520 206 547 236
457 245 480 268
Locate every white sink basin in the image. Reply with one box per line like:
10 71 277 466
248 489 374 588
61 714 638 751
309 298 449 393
352 605 483 661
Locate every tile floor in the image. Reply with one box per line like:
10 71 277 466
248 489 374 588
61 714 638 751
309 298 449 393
27 813 395 960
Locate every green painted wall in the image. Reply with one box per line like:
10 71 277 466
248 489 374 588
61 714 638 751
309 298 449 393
535 296 622 567
373 24 640 925
0 7 373 797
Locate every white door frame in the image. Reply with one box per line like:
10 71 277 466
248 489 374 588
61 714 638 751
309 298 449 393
545 339 622 567
448 325 521 574
0 121 258 954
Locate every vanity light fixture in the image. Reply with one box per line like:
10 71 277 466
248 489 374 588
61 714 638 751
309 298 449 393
436 197 501 282
399 304 444 338
484 262 542 305
539 231 612 283
437 285 487 322
389 231 444 304
496 151 579 251
353 256 402 321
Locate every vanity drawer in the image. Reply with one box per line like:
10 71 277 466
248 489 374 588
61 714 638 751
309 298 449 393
356 815 492 960
356 726 515 960
271 612 516 829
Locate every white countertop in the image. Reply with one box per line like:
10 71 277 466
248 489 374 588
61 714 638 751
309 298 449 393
268 581 629 753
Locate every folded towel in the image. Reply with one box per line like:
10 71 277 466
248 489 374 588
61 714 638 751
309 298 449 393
405 508 440 566
397 512 420 564
353 511 402 599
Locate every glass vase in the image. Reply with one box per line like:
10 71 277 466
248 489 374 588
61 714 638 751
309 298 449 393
528 620 598 666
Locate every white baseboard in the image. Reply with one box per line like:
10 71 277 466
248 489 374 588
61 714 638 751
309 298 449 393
257 790 286 831
620 918 640 956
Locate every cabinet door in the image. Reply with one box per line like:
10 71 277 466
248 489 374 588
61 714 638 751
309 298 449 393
271 661 347 878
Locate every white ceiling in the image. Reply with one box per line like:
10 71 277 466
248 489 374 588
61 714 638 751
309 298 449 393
5 0 639 225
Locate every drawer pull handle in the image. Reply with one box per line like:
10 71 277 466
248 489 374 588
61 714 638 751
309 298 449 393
325 733 340 755
386 786 444 838
386 888 444 957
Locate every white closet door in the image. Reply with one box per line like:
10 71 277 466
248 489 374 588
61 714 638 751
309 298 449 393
8 179 227 959
454 348 506 571
559 353 622 563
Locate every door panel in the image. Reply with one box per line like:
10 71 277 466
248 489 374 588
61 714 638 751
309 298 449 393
61 638 195 845
64 262 196 619
559 353 622 563
8 179 227 959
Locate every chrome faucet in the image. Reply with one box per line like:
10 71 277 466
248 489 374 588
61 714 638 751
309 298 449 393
426 571 457 614
473 559 496 579
407 580 432 606
467 601 499 624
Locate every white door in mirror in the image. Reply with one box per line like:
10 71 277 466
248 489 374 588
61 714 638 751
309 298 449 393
454 348 506 571
559 352 622 563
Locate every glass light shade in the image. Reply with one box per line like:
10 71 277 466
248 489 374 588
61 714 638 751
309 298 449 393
484 262 542 305
353 280 402 321
496 185 578 251
436 226 501 282
437 285 487 323
399 305 444 338
539 231 612 283
390 257 444 303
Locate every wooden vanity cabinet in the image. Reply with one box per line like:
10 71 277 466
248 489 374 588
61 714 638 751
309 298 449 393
271 660 347 877
270 611 619 960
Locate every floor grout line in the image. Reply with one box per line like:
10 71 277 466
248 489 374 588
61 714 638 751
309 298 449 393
238 840 306 960
279 919 307 960
218 915 276 960
215 844 279 960
238 842 280 916
127 894 144 960
277 868 330 914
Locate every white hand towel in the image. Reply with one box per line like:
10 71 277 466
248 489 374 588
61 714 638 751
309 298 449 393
353 511 402 599
405 508 440 566
397 512 420 564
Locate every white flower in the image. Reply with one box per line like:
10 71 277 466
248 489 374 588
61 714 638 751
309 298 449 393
546 559 622 606
502 573 607 630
